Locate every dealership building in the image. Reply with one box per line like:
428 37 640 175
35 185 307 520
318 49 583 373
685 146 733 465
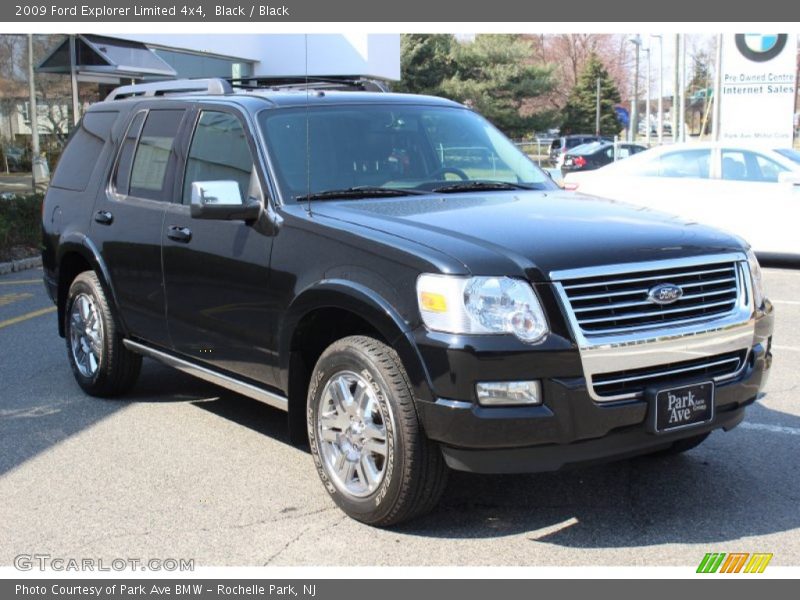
0 33 399 170
38 33 400 94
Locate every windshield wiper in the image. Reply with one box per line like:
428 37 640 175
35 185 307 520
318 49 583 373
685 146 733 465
429 181 541 193
295 187 426 201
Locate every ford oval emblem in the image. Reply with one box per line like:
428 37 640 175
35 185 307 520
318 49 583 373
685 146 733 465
648 283 683 305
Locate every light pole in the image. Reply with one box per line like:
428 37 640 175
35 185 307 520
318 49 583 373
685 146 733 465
651 34 664 144
68 35 80 126
629 35 642 142
678 34 687 142
673 34 679 142
27 34 41 191
712 34 723 141
644 46 651 146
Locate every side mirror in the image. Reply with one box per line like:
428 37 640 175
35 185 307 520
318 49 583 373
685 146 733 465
190 181 261 221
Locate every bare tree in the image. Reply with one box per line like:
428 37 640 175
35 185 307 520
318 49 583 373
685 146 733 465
518 34 633 130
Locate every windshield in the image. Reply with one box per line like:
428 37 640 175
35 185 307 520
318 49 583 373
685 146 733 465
775 148 800 166
258 104 553 201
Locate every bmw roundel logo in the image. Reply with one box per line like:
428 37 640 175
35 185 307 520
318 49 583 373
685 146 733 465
735 34 788 62
648 283 683 306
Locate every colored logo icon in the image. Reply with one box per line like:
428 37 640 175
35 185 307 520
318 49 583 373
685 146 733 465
735 34 788 62
697 552 773 573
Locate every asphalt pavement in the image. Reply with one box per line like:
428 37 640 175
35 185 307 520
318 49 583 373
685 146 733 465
1 266 798 567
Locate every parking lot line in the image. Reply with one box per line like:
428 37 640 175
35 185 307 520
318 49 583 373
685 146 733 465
0 306 56 330
0 279 40 286
773 345 800 352
771 300 800 306
740 422 800 436
0 292 33 307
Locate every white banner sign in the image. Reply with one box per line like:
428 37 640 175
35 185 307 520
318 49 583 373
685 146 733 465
719 33 797 147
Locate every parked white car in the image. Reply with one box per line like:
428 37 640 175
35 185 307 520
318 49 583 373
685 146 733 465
563 142 800 259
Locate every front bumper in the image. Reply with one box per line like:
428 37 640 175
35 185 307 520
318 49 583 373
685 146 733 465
412 306 773 474
439 401 749 474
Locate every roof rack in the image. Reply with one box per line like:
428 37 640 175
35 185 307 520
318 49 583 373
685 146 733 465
104 76 390 102
228 76 390 93
105 78 233 101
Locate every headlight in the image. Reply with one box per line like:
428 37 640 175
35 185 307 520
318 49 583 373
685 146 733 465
416 274 548 343
746 249 766 309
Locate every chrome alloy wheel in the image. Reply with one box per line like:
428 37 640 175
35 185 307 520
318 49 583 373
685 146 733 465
317 370 390 498
68 293 104 378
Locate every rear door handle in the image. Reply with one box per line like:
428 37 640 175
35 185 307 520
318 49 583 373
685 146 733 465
94 210 113 225
166 225 192 243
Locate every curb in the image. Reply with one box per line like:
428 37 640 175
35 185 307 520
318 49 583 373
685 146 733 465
0 255 42 276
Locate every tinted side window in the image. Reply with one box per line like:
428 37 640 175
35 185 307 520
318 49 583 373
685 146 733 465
113 111 146 195
752 153 787 182
637 149 711 179
182 111 254 204
50 111 119 192
721 149 788 182
129 109 185 201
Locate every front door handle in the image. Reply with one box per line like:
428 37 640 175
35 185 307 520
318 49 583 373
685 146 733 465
166 225 192 243
94 210 113 225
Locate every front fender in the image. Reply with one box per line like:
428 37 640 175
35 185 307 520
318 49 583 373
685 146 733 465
279 279 436 404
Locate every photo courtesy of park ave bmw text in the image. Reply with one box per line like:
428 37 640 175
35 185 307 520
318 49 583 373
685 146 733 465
0 0 799 594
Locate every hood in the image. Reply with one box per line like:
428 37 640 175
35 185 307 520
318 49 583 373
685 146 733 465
310 191 746 281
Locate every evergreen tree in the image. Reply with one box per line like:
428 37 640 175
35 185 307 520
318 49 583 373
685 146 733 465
560 53 622 136
440 35 554 139
397 34 554 139
395 34 456 96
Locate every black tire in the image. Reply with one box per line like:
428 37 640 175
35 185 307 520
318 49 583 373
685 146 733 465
65 271 141 397
307 335 448 526
658 432 710 456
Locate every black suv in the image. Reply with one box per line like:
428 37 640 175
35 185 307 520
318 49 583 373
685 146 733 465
42 78 774 526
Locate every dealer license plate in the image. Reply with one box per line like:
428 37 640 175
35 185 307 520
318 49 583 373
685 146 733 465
652 381 714 433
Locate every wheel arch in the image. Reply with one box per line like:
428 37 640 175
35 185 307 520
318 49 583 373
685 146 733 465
56 232 122 338
280 280 434 444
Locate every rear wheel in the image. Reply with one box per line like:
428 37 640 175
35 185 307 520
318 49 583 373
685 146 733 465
65 271 141 397
307 335 448 526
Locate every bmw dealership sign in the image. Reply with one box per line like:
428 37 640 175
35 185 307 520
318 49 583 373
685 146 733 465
735 34 787 62
719 33 797 147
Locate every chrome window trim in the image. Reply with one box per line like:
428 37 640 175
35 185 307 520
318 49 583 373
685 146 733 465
550 253 756 403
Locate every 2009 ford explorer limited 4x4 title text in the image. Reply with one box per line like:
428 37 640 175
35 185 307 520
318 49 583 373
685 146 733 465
42 78 774 526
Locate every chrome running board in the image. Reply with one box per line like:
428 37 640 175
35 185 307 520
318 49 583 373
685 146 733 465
123 339 288 412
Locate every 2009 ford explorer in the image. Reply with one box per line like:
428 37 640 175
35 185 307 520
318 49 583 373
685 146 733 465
42 78 774 526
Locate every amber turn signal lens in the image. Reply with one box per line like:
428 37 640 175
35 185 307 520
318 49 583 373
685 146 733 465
420 291 448 313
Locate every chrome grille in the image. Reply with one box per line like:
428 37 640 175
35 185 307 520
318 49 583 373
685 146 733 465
591 350 749 399
557 260 743 336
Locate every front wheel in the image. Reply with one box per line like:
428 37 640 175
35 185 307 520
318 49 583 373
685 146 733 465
307 336 448 526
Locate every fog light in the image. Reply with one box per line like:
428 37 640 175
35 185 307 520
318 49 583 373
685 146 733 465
476 381 542 406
